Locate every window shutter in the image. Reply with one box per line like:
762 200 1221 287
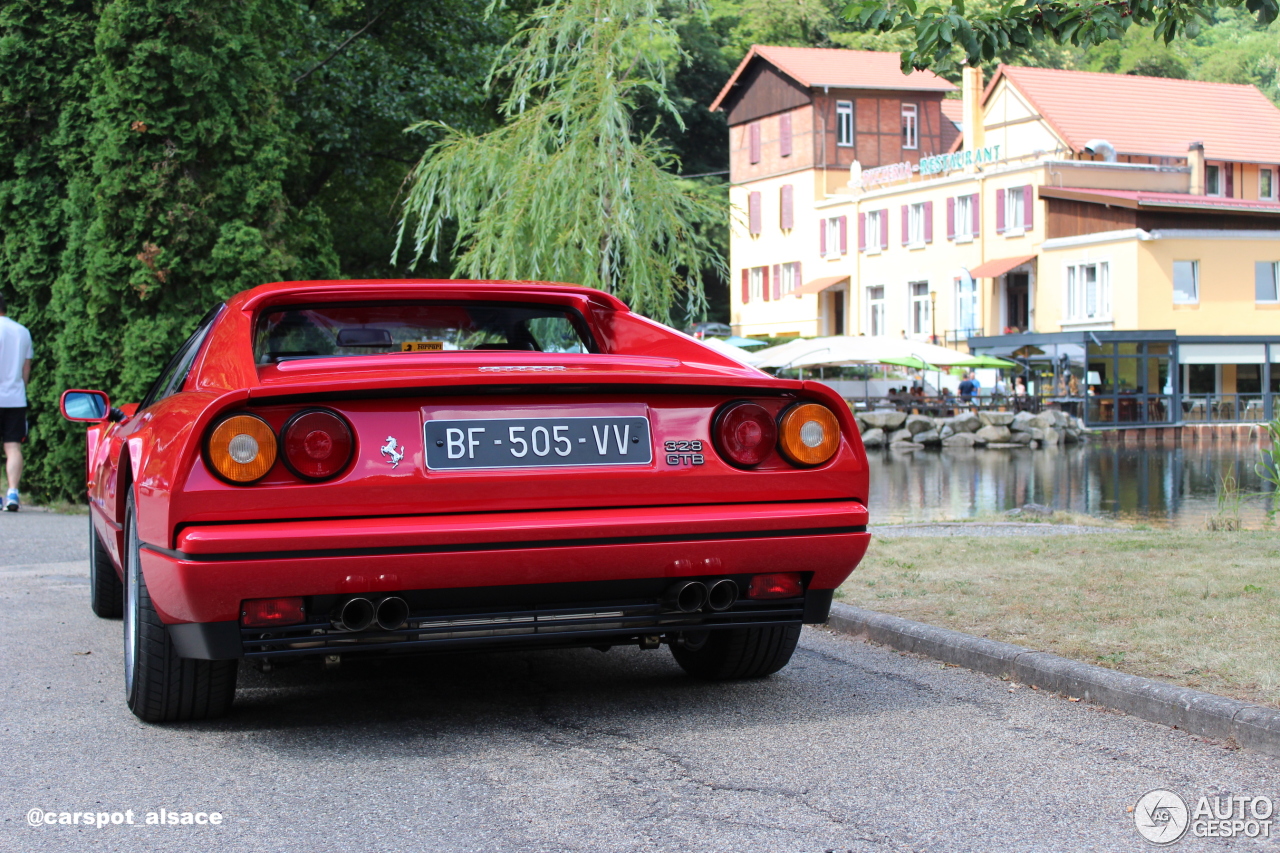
772 264 782 300
858 213 866 252
901 205 909 245
794 261 802 297
820 217 827 256
749 123 761 164
762 265 771 302
779 113 792 158
946 197 955 240
780 184 794 230
995 188 1005 233
748 191 761 235
1023 185 1034 228
1225 164 1234 198
879 210 888 250
839 216 848 254
924 201 934 243
741 269 750 304
971 193 981 236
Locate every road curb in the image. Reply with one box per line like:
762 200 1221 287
827 603 1280 758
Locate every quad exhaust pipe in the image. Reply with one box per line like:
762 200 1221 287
662 578 739 613
332 595 409 632
706 579 738 612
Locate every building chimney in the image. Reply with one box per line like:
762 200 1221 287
1188 142 1205 195
962 66 984 154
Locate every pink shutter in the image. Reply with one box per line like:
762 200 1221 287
793 261 801 297
1225 164 1234 198
924 201 933 243
748 191 761 235
971 193 981 236
741 269 749 304
772 264 782 300
819 217 827 256
946 197 955 240
839 216 848 254
780 184 793 230
879 210 888 250
995 188 1005 233
761 265 770 302
901 205 909 245
858 213 866 252
779 113 792 157
749 123 761 164
1023 185 1034 228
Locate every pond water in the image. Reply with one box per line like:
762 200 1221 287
865 440 1277 528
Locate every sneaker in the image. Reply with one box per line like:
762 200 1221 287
3 490 17 512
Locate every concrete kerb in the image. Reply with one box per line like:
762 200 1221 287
827 603 1280 758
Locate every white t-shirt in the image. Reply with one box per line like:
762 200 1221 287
0 316 34 408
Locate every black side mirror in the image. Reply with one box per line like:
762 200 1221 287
60 389 111 422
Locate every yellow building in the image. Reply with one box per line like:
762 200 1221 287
715 53 1280 426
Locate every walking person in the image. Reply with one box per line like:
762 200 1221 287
0 293 34 511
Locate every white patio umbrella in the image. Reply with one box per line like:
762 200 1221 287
751 336 842 370
696 336 764 366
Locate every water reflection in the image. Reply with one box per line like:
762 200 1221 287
866 441 1276 528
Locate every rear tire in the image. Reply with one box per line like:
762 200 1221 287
670 624 802 680
124 494 237 722
89 515 123 619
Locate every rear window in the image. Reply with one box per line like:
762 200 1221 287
254 302 596 364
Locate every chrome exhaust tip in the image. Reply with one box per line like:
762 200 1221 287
333 597 374 632
706 579 739 612
374 596 409 631
663 580 708 613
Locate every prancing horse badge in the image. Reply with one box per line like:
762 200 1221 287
380 436 404 468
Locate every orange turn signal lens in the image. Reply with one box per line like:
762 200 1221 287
206 414 278 483
776 403 841 467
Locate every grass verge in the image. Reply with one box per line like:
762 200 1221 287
836 530 1280 708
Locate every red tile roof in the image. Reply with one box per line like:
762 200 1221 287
989 66 1280 164
711 46 954 112
1040 186 1280 214
940 99 964 128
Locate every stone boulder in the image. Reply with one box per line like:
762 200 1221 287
1040 427 1060 446
979 411 1016 427
914 429 942 446
861 428 885 448
1010 411 1037 432
942 432 978 447
949 412 982 433
975 425 1012 443
1008 431 1033 445
862 411 907 431
1027 413 1056 430
1061 428 1081 445
939 424 955 440
904 414 935 435
986 442 1025 449
889 428 917 444
855 416 870 434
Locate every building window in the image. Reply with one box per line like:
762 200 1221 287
910 282 930 336
901 104 918 150
836 101 853 147
1205 164 1221 196
1261 168 1276 201
955 276 977 332
867 286 886 336
781 262 802 295
1065 261 1110 321
954 195 974 240
825 218 841 257
1173 260 1199 304
749 267 764 301
862 210 883 253
1256 261 1279 303
906 202 927 246
822 216 847 257
1004 188 1026 233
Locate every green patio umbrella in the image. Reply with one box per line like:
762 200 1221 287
879 355 939 371
954 354 1019 369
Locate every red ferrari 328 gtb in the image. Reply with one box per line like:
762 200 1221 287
61 280 870 721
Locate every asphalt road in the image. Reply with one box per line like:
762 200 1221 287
2 511 1277 852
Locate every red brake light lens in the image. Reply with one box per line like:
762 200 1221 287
281 409 354 481
746 572 804 599
713 402 777 468
241 597 306 627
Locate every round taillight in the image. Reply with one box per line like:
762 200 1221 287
777 402 841 467
713 401 777 468
207 414 278 484
281 409 353 481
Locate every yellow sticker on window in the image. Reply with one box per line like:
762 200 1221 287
401 341 445 352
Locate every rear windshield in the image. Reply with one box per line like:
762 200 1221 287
254 302 596 364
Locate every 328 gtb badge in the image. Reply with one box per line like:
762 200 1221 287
664 439 705 466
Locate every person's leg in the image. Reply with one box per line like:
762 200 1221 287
4 441 22 495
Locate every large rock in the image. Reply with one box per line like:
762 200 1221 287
1061 428 1081 445
986 442 1026 449
861 428 885 447
862 411 907 431
979 411 1016 427
855 416 870 434
975 425 1012 443
914 429 942 446
889 428 915 443
942 432 978 447
1010 411 1037 432
1008 431 1033 445
1040 427 1060 446
904 414 935 435
950 412 982 433
1050 409 1073 429
939 424 955 440
1027 413 1056 430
